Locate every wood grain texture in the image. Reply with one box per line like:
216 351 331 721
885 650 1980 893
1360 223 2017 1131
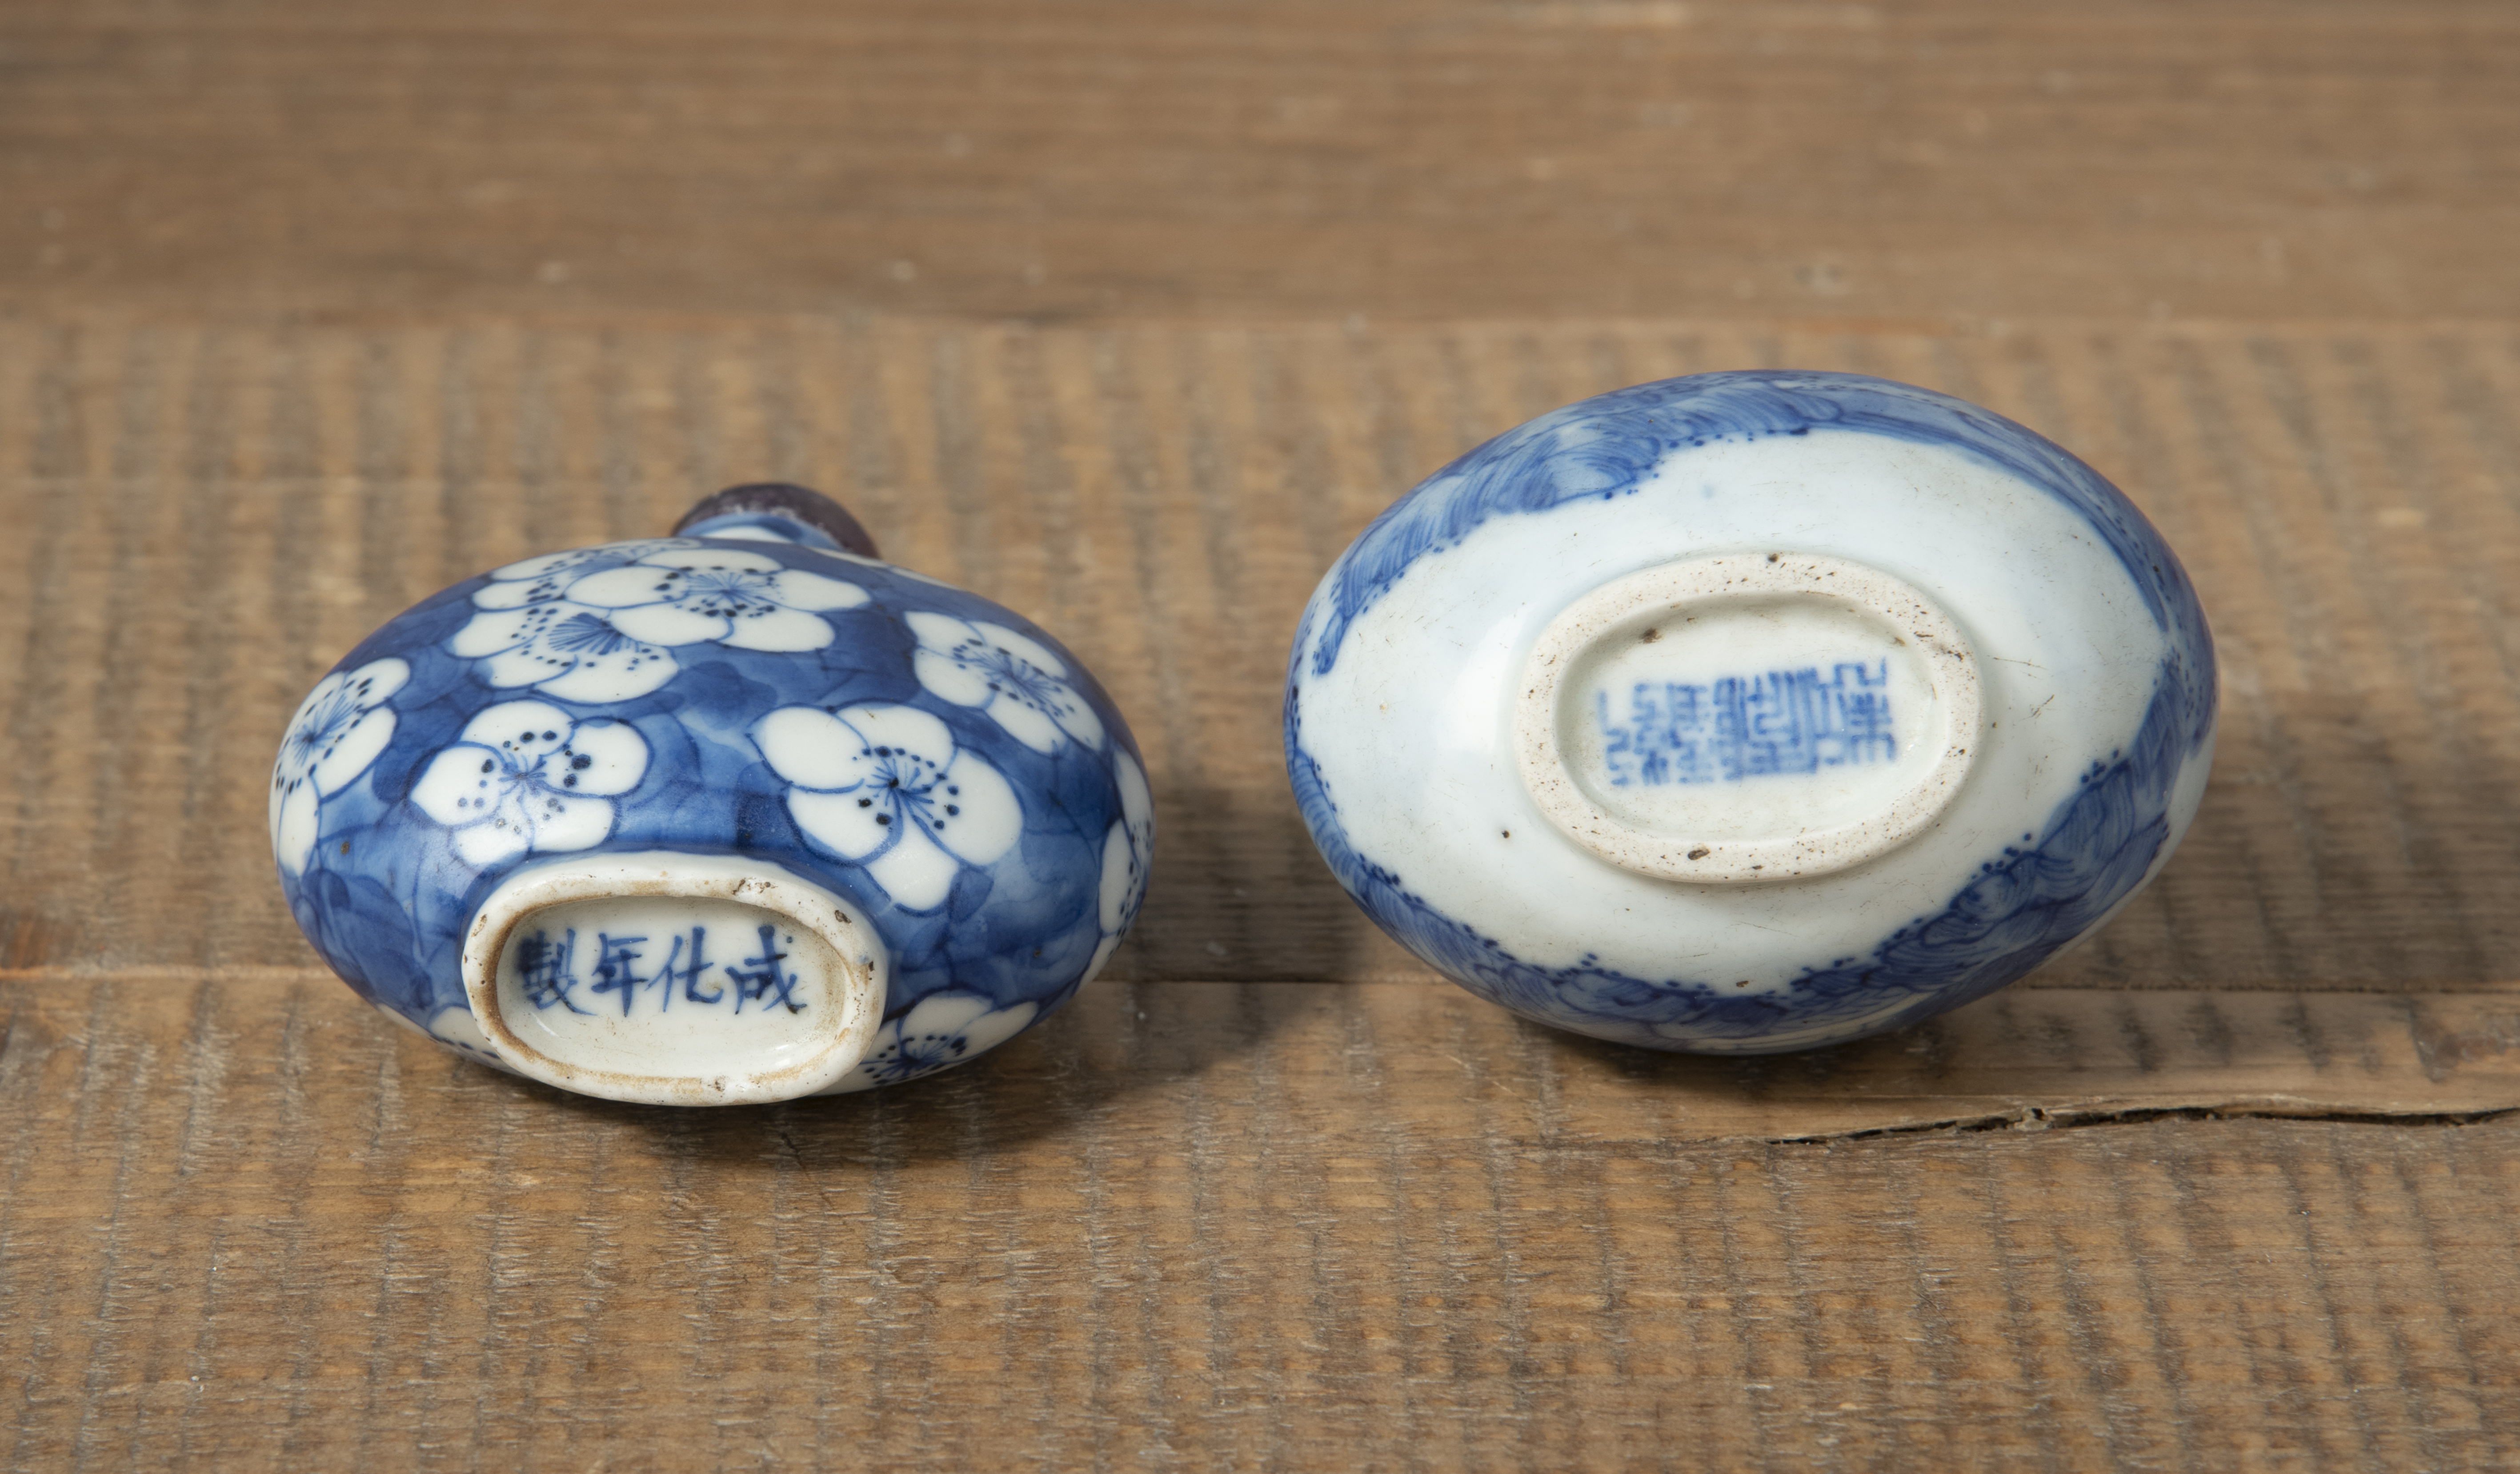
0 0 2515 325
5 0 2520 1464
3 316 2520 994
6 310 2519 1472
3 972 2519 1470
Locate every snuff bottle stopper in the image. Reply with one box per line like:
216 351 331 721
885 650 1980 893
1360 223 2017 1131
271 484 1152 1104
1285 372 2216 1054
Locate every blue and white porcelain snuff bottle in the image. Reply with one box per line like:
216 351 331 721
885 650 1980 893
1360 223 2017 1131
271 485 1153 1104
1286 372 2216 1055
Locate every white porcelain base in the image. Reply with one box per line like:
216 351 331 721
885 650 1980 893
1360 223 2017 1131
461 851 888 1104
1513 552 1982 884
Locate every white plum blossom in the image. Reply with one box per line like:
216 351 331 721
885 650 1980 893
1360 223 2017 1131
566 546 869 653
449 599 682 703
1098 750 1155 934
449 539 868 699
411 700 650 866
270 657 409 876
905 610 1103 754
838 993 1041 1089
1084 748 1156 982
754 703 1022 913
469 539 702 612
453 539 700 702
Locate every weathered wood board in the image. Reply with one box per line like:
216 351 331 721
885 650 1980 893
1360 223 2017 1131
6 0 2520 1464
1 0 2515 325
3 309 2518 1470
4 972 2518 1469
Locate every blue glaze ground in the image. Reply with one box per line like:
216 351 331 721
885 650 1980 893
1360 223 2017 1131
1285 371 2216 1054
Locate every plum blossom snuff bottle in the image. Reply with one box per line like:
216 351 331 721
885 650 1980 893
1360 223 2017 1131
269 485 1153 1104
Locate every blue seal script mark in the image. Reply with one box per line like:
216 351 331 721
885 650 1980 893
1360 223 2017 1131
1596 660 1898 787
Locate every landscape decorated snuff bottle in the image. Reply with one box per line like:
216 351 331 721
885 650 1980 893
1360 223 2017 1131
270 484 1153 1104
1286 371 2217 1055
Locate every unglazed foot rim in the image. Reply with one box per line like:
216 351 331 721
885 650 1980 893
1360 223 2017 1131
461 851 887 1104
1513 552 1983 884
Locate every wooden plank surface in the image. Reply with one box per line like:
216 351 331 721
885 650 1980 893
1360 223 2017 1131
6 972 2520 1469
2 314 2519 994
4 308 2518 1471
4 1 2520 1466
0 0 2516 325
3 971 2519 1471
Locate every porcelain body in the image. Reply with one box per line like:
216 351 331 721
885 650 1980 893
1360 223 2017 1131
272 507 1152 1100
1285 371 2216 1054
